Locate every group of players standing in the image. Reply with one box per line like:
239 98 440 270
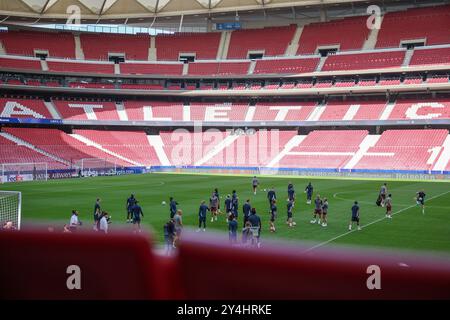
135 177 428 252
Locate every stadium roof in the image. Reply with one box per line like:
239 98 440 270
0 0 371 20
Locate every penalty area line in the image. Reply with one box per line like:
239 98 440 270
304 189 450 253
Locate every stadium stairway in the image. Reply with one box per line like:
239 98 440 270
115 102 128 121
285 26 303 56
74 34 85 60
0 131 70 166
402 48 414 66
432 135 450 171
362 16 383 50
44 100 62 119
147 135 172 166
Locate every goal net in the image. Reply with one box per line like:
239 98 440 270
74 158 117 177
1 162 48 183
0 191 21 230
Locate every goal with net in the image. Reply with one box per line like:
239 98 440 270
1 162 48 183
0 191 21 230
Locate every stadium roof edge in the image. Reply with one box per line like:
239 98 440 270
0 0 370 20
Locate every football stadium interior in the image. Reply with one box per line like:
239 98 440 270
1 0 450 300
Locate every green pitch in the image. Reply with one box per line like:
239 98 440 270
2 173 450 254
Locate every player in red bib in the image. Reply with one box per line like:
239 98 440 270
385 194 392 219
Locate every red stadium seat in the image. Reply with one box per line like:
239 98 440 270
227 25 296 59
178 234 450 299
0 231 171 300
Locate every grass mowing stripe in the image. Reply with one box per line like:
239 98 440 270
304 189 450 253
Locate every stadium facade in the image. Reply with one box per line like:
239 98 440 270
0 0 450 182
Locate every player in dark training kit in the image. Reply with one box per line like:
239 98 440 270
416 190 426 214
93 198 101 222
349 201 361 231
131 201 144 233
169 197 178 219
269 200 277 232
305 182 313 204
126 194 136 223
252 176 259 195
197 200 209 232
242 199 252 227
287 183 295 205
267 187 276 207
287 199 296 227
213 188 221 214
225 195 233 219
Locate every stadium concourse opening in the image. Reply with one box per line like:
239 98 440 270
0 0 450 302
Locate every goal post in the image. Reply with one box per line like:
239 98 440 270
74 158 117 177
1 162 48 183
0 191 21 230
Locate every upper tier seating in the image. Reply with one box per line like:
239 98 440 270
53 100 120 121
47 61 115 74
253 57 320 74
80 33 150 60
376 5 450 48
124 101 184 121
410 47 450 66
388 98 450 120
155 33 221 60
227 25 296 59
0 57 42 70
297 16 369 54
0 98 52 119
0 30 76 58
188 62 250 76
120 62 183 75
322 100 387 120
322 51 405 71
252 102 316 121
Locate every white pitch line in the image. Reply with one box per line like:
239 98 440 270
304 189 450 253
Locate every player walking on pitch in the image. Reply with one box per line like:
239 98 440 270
385 194 393 219
269 200 277 232
131 201 144 233
126 194 136 223
379 183 388 207
416 190 426 214
209 192 219 222
349 201 361 231
197 200 209 232
287 182 295 205
252 176 259 195
321 198 329 227
287 199 296 227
